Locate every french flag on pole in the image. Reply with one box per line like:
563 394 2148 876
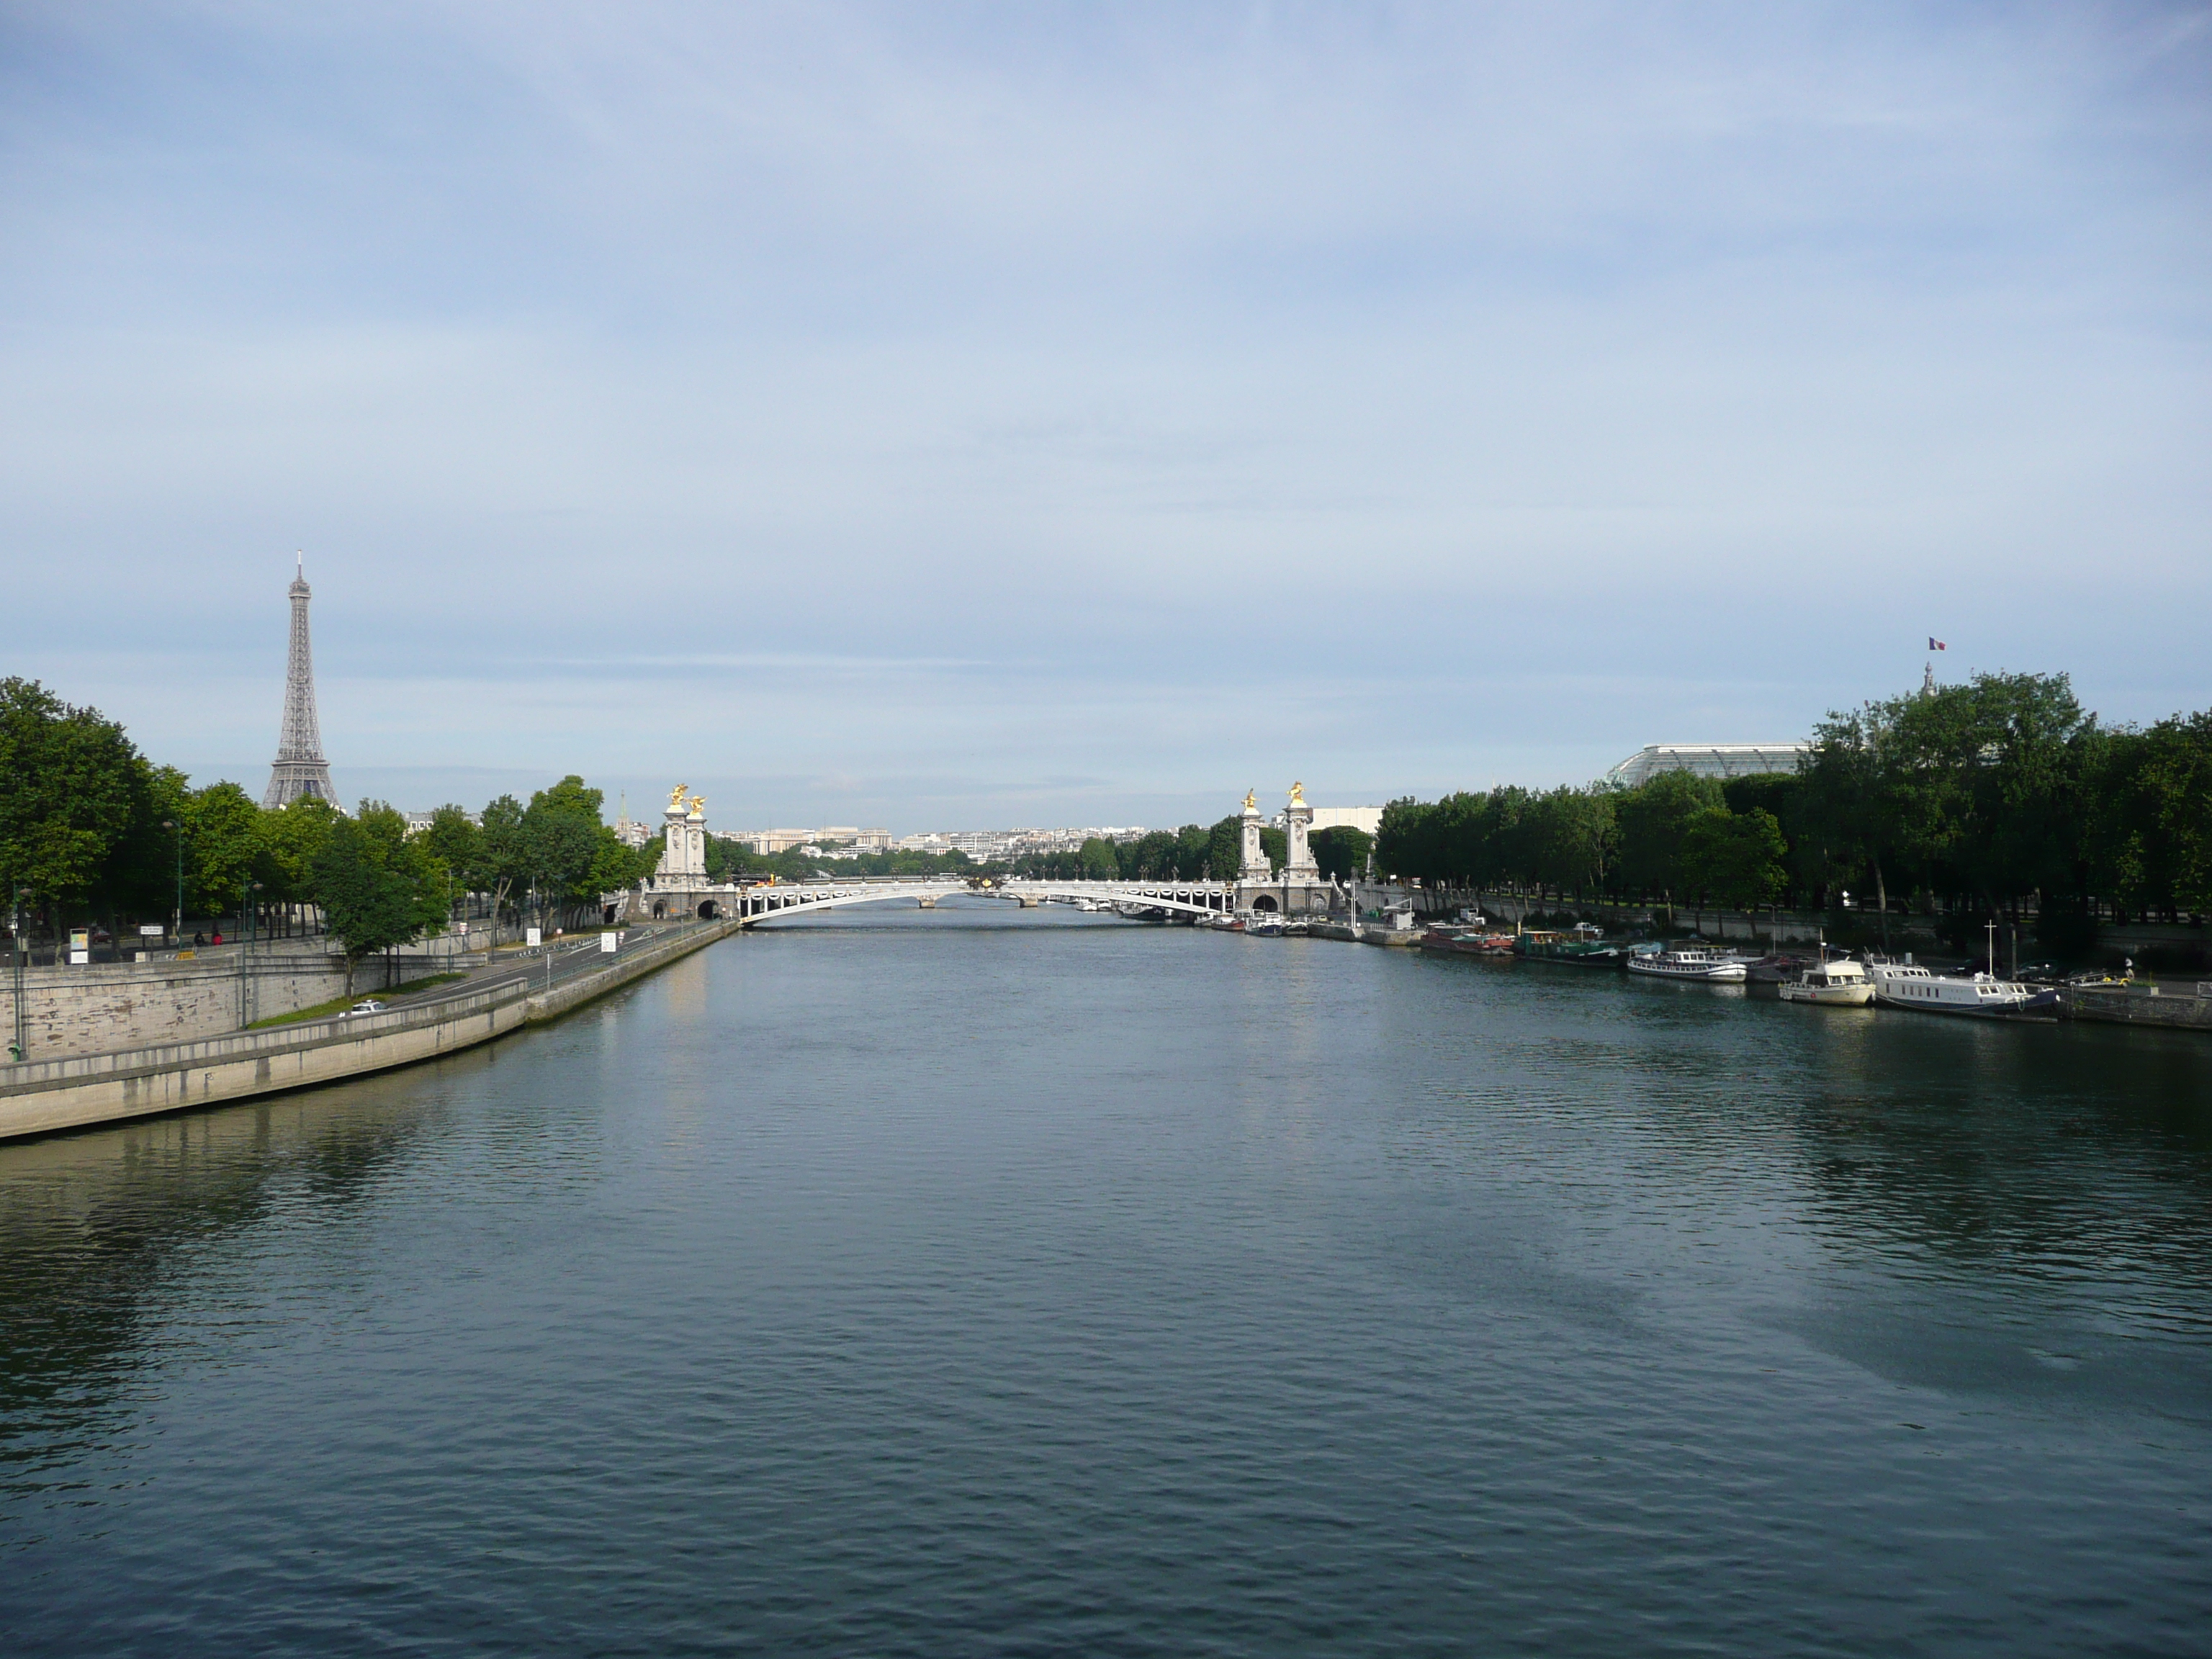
1928 637 1946 651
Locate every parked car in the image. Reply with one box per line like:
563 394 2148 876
342 999 387 1017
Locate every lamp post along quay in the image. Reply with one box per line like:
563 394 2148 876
162 818 183 945
9 884 27 1064
238 878 264 1028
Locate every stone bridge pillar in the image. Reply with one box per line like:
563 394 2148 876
1239 789 1268 881
1283 782 1319 883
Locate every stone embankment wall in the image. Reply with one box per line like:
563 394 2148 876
0 945 462 1061
0 920 741 1142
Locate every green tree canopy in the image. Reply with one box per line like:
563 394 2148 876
1205 815 1242 878
261 796 340 909
312 802 451 994
418 805 482 894
180 781 266 919
1310 825 1372 879
0 677 156 918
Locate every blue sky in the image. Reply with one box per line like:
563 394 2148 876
4 2 2207 830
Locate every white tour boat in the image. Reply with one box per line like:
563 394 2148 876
1865 961 2054 1018
1627 945 1748 983
1779 956 1875 1007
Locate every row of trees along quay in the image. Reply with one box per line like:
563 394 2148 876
1 677 657 987
1373 672 2212 962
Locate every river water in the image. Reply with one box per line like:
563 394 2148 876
2 902 2208 1655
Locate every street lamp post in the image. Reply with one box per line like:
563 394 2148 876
161 819 183 945
238 878 264 1028
9 884 28 1064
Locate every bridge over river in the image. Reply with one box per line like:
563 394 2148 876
621 784 1341 927
696 878 1238 926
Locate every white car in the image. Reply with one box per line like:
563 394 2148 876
343 999 387 1017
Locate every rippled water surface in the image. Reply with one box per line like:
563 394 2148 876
4 904 2210 1655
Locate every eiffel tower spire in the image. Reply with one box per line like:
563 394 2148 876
262 553 338 810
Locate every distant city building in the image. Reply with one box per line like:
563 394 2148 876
1603 744 1809 788
733 829 817 855
1270 804 1382 836
403 809 480 836
612 793 652 848
261 555 338 810
1308 806 1382 837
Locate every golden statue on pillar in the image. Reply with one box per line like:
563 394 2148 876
1242 788 1257 811
669 783 688 807
1289 781 1307 806
688 794 706 815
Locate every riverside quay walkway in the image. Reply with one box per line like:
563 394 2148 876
0 919 738 1143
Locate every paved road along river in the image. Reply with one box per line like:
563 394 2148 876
2 900 2208 1655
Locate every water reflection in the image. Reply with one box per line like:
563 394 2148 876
0 1064 459 1524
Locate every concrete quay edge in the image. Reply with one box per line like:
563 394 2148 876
0 920 742 1143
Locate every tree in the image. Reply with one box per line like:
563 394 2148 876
515 776 626 922
0 677 157 927
585 825 652 902
1079 836 1120 880
1205 815 1242 879
1681 807 1788 919
261 796 340 927
2090 711 2212 922
532 774 606 822
519 805 598 921
312 804 450 996
1310 825 1372 879
1174 823 1210 879
180 781 265 923
477 794 528 935
418 805 482 907
1614 770 1722 916
2141 712 2212 917
1525 786 1615 899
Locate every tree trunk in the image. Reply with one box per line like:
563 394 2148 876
1874 860 1890 952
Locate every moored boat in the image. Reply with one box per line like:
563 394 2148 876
1420 927 1519 956
1513 927 1627 967
1778 956 1875 1007
1626 945 1748 983
1745 953 1813 985
1866 961 2057 1018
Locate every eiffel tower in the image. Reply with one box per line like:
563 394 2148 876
261 555 338 810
